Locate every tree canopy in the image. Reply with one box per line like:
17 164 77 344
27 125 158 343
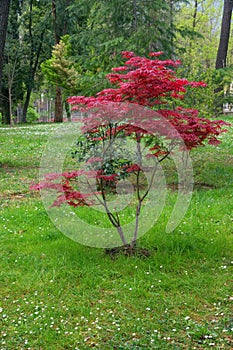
0 0 232 123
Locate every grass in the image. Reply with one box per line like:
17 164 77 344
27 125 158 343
0 121 233 349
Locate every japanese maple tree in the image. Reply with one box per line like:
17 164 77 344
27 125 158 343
31 51 228 252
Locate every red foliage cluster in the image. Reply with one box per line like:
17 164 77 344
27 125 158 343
30 170 99 207
68 53 188 107
68 51 227 149
32 52 229 212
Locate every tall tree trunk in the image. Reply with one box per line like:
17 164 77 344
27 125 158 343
21 1 46 123
64 100 71 121
0 0 11 90
2 90 10 124
0 0 11 122
7 43 18 125
193 0 198 30
52 0 70 122
214 0 233 112
169 0 175 56
132 0 138 32
52 0 63 122
54 86 63 122
216 0 233 69
8 85 13 125
22 89 31 123
52 0 60 43
21 0 33 123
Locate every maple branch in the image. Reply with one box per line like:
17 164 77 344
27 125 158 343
98 177 127 246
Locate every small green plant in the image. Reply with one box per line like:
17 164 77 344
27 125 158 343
26 107 39 123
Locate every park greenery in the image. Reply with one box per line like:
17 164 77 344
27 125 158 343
0 0 233 349
0 0 233 123
0 121 233 348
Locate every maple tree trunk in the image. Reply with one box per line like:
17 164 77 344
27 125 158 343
54 86 63 122
116 226 128 246
130 202 141 249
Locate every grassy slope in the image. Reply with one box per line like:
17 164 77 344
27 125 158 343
0 122 233 349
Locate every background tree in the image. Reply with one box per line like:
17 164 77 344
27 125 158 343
214 0 233 109
176 0 222 71
67 0 185 97
0 0 11 90
1 0 25 124
0 0 11 121
21 0 52 123
175 0 233 116
216 0 233 69
3 40 19 125
41 35 79 120
52 0 71 122
2 0 233 123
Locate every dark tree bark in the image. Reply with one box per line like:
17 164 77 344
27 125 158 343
216 0 233 69
21 30 45 123
0 0 11 123
21 1 47 123
52 0 62 122
192 0 198 30
52 0 70 122
54 86 63 122
52 0 60 44
0 0 11 91
1 88 10 124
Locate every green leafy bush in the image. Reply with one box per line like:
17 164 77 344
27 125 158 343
26 107 39 123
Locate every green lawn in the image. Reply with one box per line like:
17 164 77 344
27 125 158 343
0 122 233 349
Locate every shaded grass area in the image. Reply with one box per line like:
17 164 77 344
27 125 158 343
0 122 233 349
